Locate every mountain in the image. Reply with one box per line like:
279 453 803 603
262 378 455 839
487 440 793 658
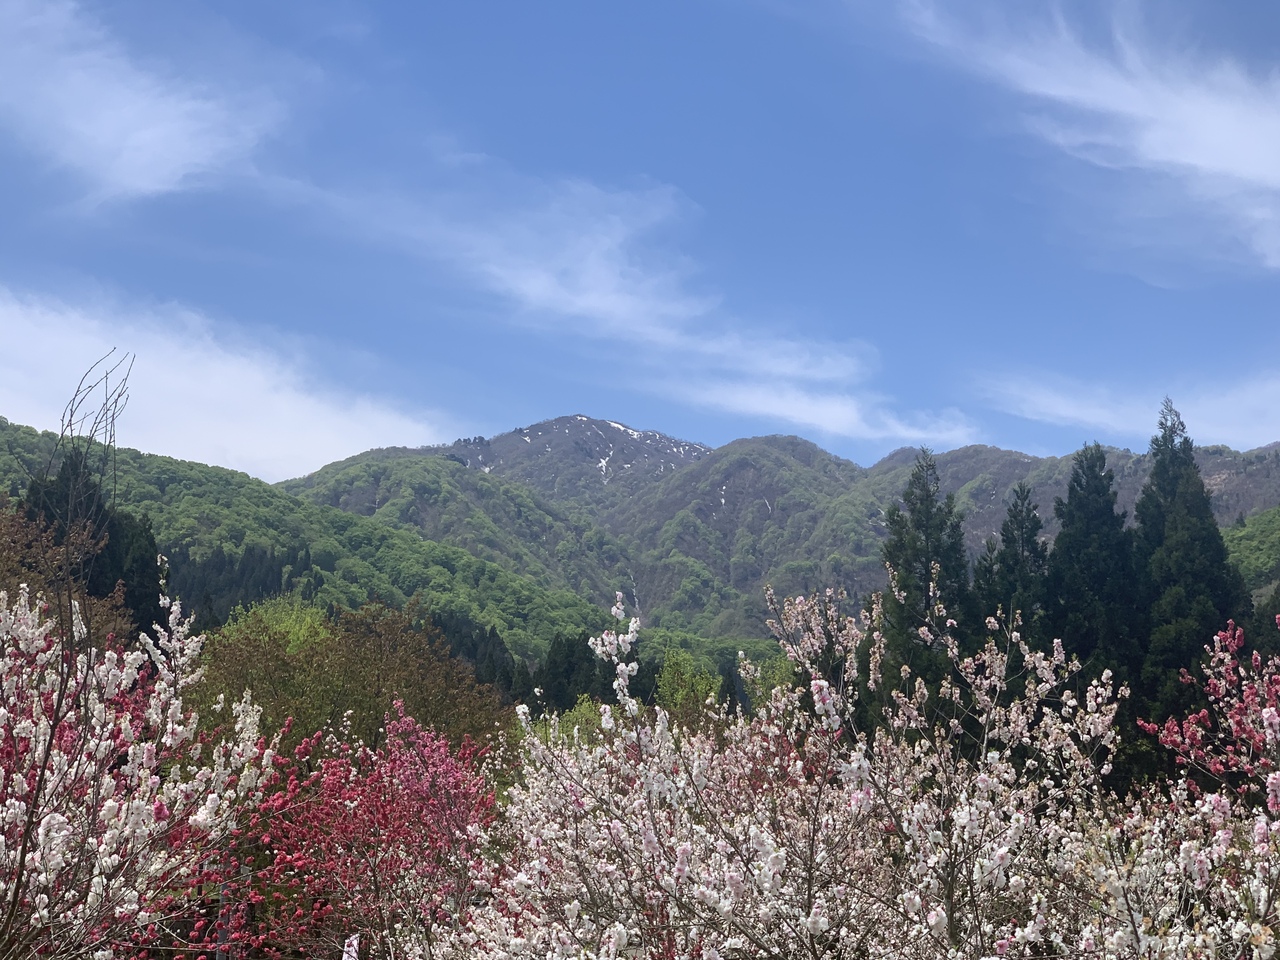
603 436 874 634
351 415 709 508
279 449 631 601
0 417 608 662
284 416 1280 638
5 410 1280 654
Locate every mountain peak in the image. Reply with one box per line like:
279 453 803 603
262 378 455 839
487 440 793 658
441 414 710 498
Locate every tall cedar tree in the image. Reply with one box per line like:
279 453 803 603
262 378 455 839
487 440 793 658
1045 444 1143 683
1043 442 1161 787
532 630 618 714
1133 400 1251 722
973 482 1049 639
880 449 974 679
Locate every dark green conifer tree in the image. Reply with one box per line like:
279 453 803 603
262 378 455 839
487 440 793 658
975 482 1048 638
1045 443 1142 682
532 631 615 714
1250 584 1280 657
23 450 163 639
1133 400 1251 722
1045 442 1156 787
972 538 1001 618
879 449 974 675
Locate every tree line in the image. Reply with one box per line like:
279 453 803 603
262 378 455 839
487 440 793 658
877 401 1276 776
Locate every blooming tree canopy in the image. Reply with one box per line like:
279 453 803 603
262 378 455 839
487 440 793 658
463 591 1129 958
0 586 271 959
227 703 494 960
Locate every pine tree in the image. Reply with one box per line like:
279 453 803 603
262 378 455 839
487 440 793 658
879 449 974 674
1045 444 1142 680
1133 400 1251 722
975 482 1049 637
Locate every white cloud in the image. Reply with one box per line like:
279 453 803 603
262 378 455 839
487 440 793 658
983 374 1158 437
906 2 1280 268
672 379 975 446
0 287 448 481
987 370 1280 450
0 0 278 200
276 171 958 443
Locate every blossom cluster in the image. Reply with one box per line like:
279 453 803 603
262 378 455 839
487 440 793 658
6 575 1280 958
0 587 272 958
463 598 1280 960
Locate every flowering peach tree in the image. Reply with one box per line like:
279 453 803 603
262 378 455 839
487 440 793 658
1115 614 1280 957
0 586 272 959
226 703 494 960
9 567 1280 958
466 590 1138 959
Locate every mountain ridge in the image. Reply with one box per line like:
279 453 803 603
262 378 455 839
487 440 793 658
281 414 1280 636
6 410 1279 648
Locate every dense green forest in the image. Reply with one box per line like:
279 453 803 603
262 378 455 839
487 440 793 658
280 453 631 602
1224 500 1280 595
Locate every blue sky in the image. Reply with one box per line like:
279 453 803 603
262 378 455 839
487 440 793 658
2 0 1279 480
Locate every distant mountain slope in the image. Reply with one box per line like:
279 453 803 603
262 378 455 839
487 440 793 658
279 452 630 600
902 442 1280 554
343 415 709 509
7 409 1279 649
607 436 875 634
1224 502 1280 594
280 416 1280 640
0 417 608 661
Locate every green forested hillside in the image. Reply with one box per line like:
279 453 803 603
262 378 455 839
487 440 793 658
279 453 630 600
276 419 1280 641
0 418 608 661
282 434 884 637
1224 503 1280 594
5 411 1279 658
606 436 874 635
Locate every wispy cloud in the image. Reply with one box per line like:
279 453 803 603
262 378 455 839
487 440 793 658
0 0 967 450
906 2 1280 268
273 170 967 445
0 287 448 481
0 0 279 200
986 370 1280 450
671 379 974 445
983 374 1158 437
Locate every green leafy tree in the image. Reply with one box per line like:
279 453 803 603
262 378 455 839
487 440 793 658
1133 400 1251 722
655 648 721 731
198 597 509 752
